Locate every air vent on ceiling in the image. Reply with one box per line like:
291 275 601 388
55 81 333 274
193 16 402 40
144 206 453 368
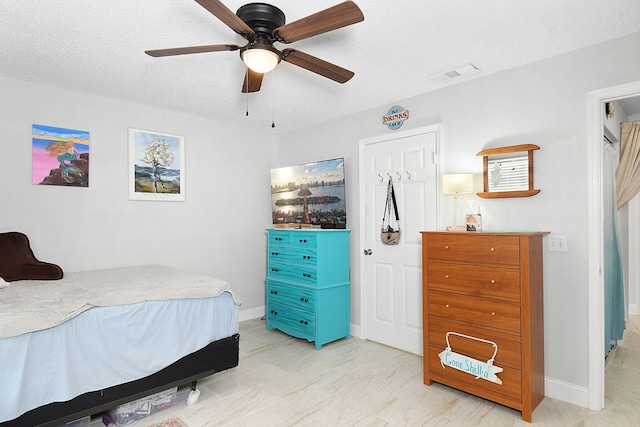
429 63 481 83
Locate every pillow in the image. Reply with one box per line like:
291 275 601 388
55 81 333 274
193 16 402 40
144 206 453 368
0 232 63 282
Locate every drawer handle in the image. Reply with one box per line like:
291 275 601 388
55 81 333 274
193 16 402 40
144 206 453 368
445 304 450 308
271 267 279 272
491 311 496 316
303 273 312 278
271 252 279 256
300 297 309 302
275 237 282 241
270 290 278 295
270 310 278 315
299 320 309 325
303 255 311 260
445 245 449 249
299 239 308 243
490 279 495 284
445 274 449 279
490 248 495 252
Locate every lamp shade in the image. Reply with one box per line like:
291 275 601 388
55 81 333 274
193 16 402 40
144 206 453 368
242 48 280 73
442 174 473 194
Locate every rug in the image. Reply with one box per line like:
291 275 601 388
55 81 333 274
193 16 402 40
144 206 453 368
145 416 189 427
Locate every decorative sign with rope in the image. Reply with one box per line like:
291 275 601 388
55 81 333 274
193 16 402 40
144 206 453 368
438 332 504 385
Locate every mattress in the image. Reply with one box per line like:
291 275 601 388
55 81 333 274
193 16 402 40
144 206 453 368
0 266 240 423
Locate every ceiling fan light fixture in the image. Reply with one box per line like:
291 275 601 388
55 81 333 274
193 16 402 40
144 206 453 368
242 46 280 74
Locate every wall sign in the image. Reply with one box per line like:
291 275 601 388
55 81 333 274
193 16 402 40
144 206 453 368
438 332 504 385
382 105 409 130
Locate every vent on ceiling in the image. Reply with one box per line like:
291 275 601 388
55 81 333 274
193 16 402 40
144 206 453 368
429 63 481 83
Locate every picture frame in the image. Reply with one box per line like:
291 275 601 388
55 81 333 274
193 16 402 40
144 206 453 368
128 128 185 201
32 124 90 187
270 157 346 228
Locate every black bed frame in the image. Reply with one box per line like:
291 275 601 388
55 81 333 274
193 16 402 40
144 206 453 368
2 334 239 427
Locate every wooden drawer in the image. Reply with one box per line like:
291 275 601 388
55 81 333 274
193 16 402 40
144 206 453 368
267 281 316 310
427 346 522 403
427 234 520 266
428 262 520 302
268 301 315 336
428 318 521 369
428 290 521 335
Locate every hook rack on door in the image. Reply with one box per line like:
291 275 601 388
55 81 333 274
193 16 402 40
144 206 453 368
379 171 414 181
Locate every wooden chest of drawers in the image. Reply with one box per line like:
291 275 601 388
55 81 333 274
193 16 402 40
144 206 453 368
266 229 350 350
421 231 547 422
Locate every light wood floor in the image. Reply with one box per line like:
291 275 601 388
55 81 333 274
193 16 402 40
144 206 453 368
96 315 640 426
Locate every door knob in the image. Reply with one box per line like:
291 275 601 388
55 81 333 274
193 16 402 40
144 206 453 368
364 249 373 255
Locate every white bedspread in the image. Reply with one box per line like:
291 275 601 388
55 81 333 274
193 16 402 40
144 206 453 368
0 264 241 339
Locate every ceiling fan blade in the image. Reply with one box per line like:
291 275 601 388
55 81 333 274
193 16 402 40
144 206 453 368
282 49 354 84
194 0 254 36
145 44 240 57
274 1 364 43
242 68 264 93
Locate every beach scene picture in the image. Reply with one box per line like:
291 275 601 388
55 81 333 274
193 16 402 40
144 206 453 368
271 158 346 228
129 128 184 201
32 124 89 187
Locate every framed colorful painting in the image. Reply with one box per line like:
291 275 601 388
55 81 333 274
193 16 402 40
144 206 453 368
32 124 90 187
128 128 185 201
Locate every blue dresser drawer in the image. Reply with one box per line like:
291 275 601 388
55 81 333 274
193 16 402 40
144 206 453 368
267 281 316 310
268 261 318 284
268 246 317 266
268 301 315 337
269 232 292 245
291 233 317 247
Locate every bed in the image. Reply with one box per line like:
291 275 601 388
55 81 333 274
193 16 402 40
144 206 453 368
0 262 241 427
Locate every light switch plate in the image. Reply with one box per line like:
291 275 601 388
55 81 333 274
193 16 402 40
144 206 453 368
548 235 568 252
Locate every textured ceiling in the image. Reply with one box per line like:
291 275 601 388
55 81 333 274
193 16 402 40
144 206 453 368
1 0 640 133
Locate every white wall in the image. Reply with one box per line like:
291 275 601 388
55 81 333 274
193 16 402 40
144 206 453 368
277 32 640 403
0 75 277 312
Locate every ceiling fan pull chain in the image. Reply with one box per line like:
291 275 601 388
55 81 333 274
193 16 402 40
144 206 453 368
271 68 276 128
245 68 250 117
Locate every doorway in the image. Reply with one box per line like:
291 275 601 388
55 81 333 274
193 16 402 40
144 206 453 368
358 125 440 355
587 81 640 410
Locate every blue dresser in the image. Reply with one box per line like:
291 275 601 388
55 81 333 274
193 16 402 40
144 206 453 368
266 228 351 349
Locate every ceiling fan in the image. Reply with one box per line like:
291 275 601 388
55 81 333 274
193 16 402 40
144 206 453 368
145 0 364 93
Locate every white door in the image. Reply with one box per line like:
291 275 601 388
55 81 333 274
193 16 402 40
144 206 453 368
360 125 439 355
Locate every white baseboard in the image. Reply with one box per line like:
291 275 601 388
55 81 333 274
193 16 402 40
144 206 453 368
544 377 589 409
629 303 639 315
239 306 265 322
350 323 362 339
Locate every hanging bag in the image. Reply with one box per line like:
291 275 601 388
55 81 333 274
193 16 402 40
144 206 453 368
381 177 401 245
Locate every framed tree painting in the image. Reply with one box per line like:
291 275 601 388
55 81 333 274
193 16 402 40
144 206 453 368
128 128 185 201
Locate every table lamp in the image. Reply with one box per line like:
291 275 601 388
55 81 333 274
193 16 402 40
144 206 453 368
442 174 473 231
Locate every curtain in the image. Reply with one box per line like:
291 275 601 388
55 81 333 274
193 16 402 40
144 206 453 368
616 120 640 209
604 141 625 356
